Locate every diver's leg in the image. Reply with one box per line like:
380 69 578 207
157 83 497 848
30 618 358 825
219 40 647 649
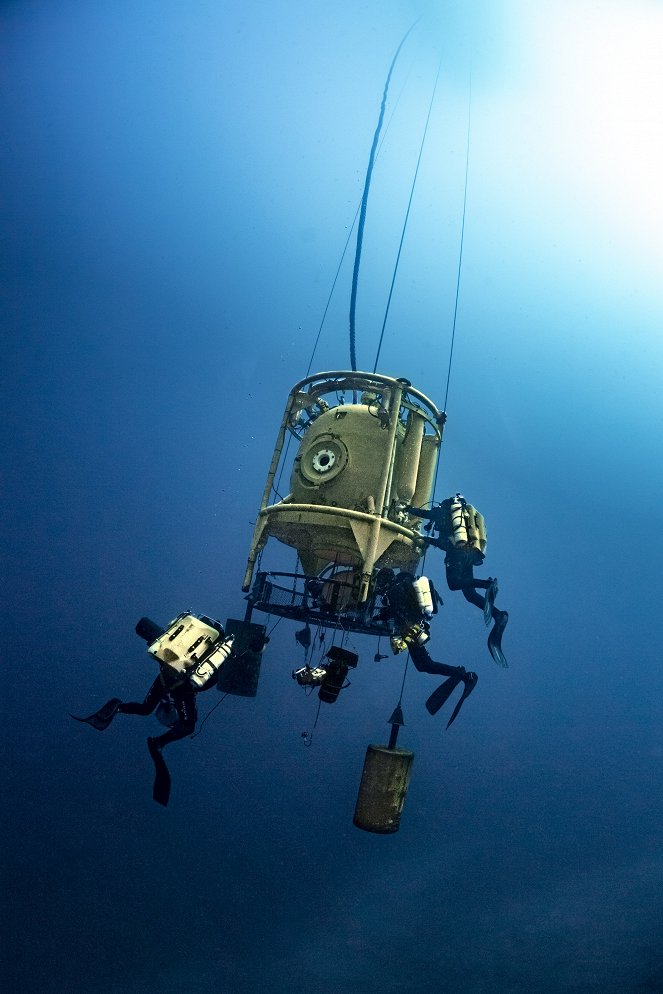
147 738 171 806
409 642 460 678
149 688 197 748
117 677 163 716
487 608 509 667
72 676 164 730
461 581 508 665
70 698 123 731
409 643 477 725
147 688 197 807
461 585 487 612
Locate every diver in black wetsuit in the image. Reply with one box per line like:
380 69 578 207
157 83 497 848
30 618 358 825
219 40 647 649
408 641 477 729
378 570 477 727
72 666 198 807
71 615 238 806
407 495 509 668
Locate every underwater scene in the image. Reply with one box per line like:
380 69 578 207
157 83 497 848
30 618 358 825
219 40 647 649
3 1 663 992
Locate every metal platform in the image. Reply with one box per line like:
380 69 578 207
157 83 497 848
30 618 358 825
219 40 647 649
246 570 395 637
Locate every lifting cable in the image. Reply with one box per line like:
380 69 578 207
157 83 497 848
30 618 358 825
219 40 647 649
303 64 413 378
349 20 418 372
427 82 472 518
443 81 472 414
372 60 442 373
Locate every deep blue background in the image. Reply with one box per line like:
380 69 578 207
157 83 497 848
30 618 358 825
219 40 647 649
3 2 662 992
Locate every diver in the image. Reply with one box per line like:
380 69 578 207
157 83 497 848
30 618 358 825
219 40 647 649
381 571 477 727
72 671 197 807
72 614 236 806
407 494 509 668
409 640 478 729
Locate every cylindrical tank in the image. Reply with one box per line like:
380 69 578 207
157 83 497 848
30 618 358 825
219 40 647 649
410 434 438 511
353 744 415 834
135 617 165 644
392 410 425 505
189 636 235 691
412 576 434 615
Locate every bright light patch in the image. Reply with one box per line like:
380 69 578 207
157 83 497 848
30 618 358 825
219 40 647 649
522 1 663 278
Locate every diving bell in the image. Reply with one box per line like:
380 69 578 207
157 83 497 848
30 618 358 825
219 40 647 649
243 372 445 617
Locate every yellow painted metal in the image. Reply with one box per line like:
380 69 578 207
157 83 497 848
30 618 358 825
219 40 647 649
243 372 444 597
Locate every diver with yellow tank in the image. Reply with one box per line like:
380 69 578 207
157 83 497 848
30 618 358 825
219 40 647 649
72 614 238 806
406 494 509 668
375 568 478 727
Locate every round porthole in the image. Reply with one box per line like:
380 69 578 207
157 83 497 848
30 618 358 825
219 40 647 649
299 435 348 484
312 448 336 472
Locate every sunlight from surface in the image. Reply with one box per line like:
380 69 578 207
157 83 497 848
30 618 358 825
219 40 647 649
517 1 662 279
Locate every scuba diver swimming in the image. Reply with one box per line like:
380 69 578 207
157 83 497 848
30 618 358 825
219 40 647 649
72 615 237 806
376 569 478 728
407 494 509 668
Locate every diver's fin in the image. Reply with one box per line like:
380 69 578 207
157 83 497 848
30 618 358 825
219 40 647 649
425 673 463 715
148 738 171 806
445 671 478 728
295 625 311 650
70 698 122 731
484 578 498 626
488 610 509 667
425 669 478 727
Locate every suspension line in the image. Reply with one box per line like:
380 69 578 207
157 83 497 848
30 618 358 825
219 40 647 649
372 59 442 373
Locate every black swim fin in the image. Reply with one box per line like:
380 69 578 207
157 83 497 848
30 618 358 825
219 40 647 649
425 668 478 727
488 610 509 667
445 671 478 728
484 578 498 626
70 698 122 731
425 674 461 715
148 737 171 807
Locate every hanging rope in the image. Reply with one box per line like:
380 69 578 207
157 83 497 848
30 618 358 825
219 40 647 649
304 64 414 377
302 697 322 747
306 205 360 377
427 82 472 514
349 21 418 371
397 651 411 707
443 82 472 413
372 60 442 373
190 693 228 739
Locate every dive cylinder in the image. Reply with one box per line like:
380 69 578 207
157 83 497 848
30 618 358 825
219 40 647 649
449 495 469 546
448 495 487 558
353 744 414 834
189 636 235 691
466 503 487 556
412 576 433 616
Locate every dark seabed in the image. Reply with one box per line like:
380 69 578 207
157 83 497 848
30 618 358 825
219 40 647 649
3 2 663 992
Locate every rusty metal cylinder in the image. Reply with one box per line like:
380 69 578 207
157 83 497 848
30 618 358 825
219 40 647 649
353 744 414 834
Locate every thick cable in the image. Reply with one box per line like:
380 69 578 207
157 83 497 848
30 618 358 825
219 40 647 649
372 60 442 373
349 21 418 371
304 64 414 376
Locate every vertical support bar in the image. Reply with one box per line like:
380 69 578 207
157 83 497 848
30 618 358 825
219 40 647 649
243 389 298 591
357 381 404 602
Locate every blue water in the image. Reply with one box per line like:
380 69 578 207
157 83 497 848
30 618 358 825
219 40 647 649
3 2 662 992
